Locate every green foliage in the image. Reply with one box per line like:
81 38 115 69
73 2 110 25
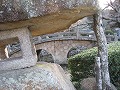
81 34 88 36
68 42 120 89
105 30 114 35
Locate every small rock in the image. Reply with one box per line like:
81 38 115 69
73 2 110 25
80 78 117 90
80 78 96 90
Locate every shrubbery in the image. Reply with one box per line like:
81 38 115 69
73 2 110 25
68 42 120 89
105 30 114 35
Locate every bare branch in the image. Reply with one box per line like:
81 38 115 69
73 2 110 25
102 5 109 11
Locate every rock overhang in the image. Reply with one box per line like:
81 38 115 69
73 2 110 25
0 0 98 36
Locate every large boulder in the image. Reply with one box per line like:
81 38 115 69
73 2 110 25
0 62 75 90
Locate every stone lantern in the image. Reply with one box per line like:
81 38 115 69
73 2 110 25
0 0 99 90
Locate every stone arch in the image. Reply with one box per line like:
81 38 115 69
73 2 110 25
35 42 56 62
67 45 87 58
36 49 54 63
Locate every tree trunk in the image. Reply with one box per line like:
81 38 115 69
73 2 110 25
93 13 111 90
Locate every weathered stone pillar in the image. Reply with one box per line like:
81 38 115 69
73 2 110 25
38 36 42 43
95 57 102 90
0 27 37 71
77 30 80 39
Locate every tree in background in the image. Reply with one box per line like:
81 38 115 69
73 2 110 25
102 0 120 28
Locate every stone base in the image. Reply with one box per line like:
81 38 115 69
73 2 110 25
80 78 117 90
0 62 75 90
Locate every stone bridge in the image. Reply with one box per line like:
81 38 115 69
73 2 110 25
34 31 96 64
7 31 119 64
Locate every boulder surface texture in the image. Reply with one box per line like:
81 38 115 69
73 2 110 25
0 62 75 90
0 0 97 36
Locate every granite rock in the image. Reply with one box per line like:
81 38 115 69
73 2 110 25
0 62 75 90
